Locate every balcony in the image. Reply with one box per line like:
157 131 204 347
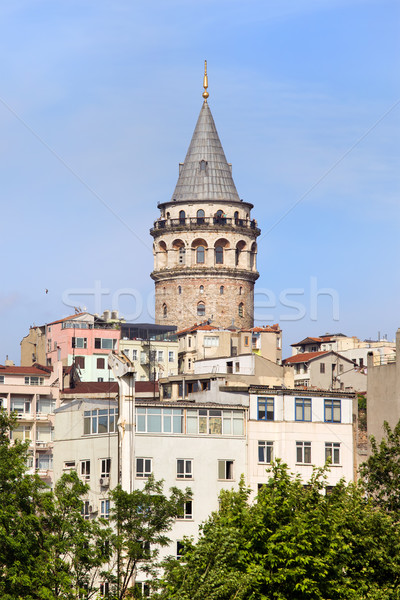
151 216 260 236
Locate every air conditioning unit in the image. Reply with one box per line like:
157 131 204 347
99 477 110 487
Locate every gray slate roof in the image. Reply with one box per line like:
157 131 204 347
171 101 240 203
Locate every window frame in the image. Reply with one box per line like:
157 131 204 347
136 457 152 478
325 442 340 465
177 458 193 479
296 441 312 464
196 246 205 264
295 397 312 422
257 397 274 421
258 440 273 464
324 399 341 423
218 459 234 481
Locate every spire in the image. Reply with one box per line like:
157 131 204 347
171 65 240 203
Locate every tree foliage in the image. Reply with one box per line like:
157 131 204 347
157 463 400 600
106 477 191 599
0 410 189 599
359 420 400 513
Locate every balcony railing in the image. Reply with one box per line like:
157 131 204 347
372 353 396 366
151 216 259 233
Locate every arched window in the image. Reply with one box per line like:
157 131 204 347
215 246 223 264
250 243 257 269
197 302 205 317
220 286 224 295
197 209 205 224
179 247 186 265
238 303 244 318
199 159 207 172
214 209 225 225
163 303 167 318
239 286 242 295
234 210 239 224
179 210 185 225
178 286 182 295
199 285 204 294
196 246 205 264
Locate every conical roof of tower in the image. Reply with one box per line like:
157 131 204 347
171 101 241 203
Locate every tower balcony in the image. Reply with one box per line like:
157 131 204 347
150 216 260 237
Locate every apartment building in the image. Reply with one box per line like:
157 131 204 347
0 362 60 484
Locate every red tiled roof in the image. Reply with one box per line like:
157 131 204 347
177 323 218 335
47 312 92 326
250 324 280 333
0 364 52 375
283 351 328 365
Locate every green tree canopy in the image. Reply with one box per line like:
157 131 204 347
157 463 400 600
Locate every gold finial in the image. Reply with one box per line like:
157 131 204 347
202 60 209 101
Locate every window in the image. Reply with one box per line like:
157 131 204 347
295 397 312 422
100 499 110 519
177 459 192 479
220 285 224 295
97 357 105 369
179 210 185 224
244 335 249 346
188 337 192 347
215 246 223 264
75 356 85 369
199 285 204 294
157 350 164 362
80 460 90 480
197 302 205 317
339 364 344 373
37 398 55 414
72 337 87 349
168 351 174 362
178 500 193 520
163 303 167 318
95 338 114 350
258 441 273 464
0 375 4 384
178 248 185 265
218 460 234 480
177 541 185 560
199 160 207 172
36 453 52 471
197 209 205 224
204 336 219 347
325 442 340 465
188 358 192 370
136 458 152 478
82 500 90 520
24 376 44 385
178 285 182 294
11 425 31 441
136 407 183 433
196 246 205 264
99 582 110 596
101 458 111 478
239 286 242 295
257 397 274 421
11 398 31 415
134 582 150 597
320 363 325 374
63 460 76 472
83 408 118 435
296 441 311 464
36 425 53 444
132 349 138 361
187 408 244 436
238 303 244 318
324 399 341 423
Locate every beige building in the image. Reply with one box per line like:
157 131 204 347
0 362 61 484
367 328 400 444
150 74 260 330
283 350 366 392
177 323 282 374
119 323 178 382
20 324 47 366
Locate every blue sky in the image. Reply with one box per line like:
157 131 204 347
0 0 399 362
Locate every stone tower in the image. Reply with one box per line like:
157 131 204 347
150 64 260 330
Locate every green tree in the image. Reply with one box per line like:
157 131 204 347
106 476 191 599
0 410 112 599
359 420 400 513
157 463 400 600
